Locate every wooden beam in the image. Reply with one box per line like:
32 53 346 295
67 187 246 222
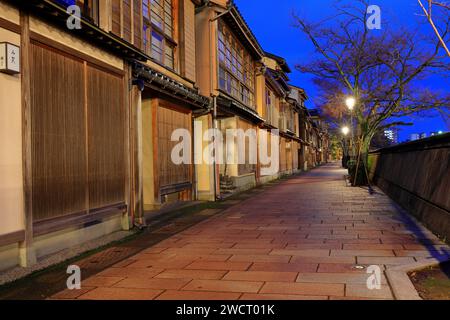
19 10 37 267
0 16 21 34
123 62 132 229
84 61 90 216
0 230 25 247
33 203 127 237
29 31 125 76
152 98 160 203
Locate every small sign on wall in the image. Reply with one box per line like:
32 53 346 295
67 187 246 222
0 42 20 75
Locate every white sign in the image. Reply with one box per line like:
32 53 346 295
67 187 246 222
0 42 20 74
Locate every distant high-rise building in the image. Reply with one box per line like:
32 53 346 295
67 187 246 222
419 132 427 139
384 129 398 145
410 133 420 141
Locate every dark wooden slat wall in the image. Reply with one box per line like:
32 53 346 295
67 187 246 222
122 0 132 43
157 105 191 187
237 119 256 176
87 65 125 209
133 0 142 49
279 138 286 173
30 43 125 222
31 43 88 221
112 0 122 35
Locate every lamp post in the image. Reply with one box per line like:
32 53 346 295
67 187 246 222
345 97 356 159
341 126 350 168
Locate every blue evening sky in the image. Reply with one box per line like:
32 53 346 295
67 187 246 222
234 0 449 141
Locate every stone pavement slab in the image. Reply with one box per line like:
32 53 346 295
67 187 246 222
51 162 450 300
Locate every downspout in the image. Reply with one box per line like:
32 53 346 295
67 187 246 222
196 2 232 201
212 96 218 200
191 114 197 201
209 4 232 200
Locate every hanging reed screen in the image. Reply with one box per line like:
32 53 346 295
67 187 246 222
30 42 125 222
30 44 88 221
157 105 191 188
279 138 287 173
237 119 256 176
87 65 125 209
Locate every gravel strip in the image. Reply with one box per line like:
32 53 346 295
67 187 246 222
0 230 135 286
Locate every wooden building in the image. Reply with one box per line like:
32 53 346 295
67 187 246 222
289 85 310 171
195 0 265 197
0 0 144 270
0 0 330 272
0 0 209 271
260 53 301 180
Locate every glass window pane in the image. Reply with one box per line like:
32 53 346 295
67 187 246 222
151 31 164 62
151 0 164 29
143 24 149 54
143 0 149 19
165 44 174 69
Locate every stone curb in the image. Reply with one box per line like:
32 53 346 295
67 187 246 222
385 256 450 300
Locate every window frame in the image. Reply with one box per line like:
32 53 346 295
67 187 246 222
56 0 99 24
218 22 255 108
142 0 176 70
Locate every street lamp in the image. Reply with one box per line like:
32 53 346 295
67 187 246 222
345 97 356 110
341 126 350 135
345 96 356 158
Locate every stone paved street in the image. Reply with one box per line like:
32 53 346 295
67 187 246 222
52 162 450 300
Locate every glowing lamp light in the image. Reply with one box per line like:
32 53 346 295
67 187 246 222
345 97 356 110
342 126 350 135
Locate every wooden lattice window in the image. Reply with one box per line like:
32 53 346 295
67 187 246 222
218 22 255 108
111 0 142 48
56 0 99 24
143 0 175 69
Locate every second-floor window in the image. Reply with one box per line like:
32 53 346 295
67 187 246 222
218 23 255 108
57 0 99 24
143 0 175 69
265 87 274 124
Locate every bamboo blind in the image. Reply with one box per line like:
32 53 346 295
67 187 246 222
237 119 256 176
87 65 125 209
286 140 292 171
30 43 88 221
260 130 272 170
279 138 287 172
157 105 191 187
30 43 125 221
293 141 299 170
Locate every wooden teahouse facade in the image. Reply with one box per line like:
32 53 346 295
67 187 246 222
0 0 331 272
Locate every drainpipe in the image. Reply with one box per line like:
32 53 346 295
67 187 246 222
207 3 231 201
212 95 219 200
195 1 232 201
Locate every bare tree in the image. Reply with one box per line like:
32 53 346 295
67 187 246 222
293 0 450 184
418 0 450 57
